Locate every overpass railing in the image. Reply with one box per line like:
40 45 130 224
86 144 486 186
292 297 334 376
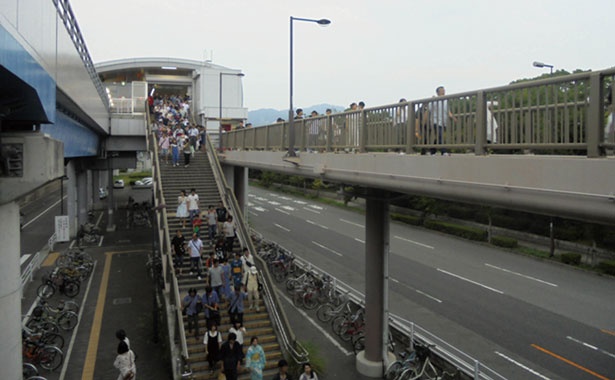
223 68 615 158
53 0 110 110
206 136 310 365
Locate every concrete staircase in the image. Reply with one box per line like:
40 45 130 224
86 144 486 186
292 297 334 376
158 150 282 379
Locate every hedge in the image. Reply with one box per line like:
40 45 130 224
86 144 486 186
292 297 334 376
598 260 615 276
424 220 487 241
491 236 518 248
560 253 582 266
391 213 422 226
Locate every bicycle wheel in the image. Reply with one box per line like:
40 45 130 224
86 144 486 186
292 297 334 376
22 363 38 378
384 361 402 380
339 325 354 342
303 292 319 310
285 278 300 292
57 311 78 331
61 300 80 314
331 316 346 336
37 283 55 299
273 267 286 282
292 292 303 308
41 332 65 349
352 334 365 354
62 281 80 297
38 346 63 371
398 366 419 380
316 304 334 322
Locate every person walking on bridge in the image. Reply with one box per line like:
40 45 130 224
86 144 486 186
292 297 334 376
428 86 457 155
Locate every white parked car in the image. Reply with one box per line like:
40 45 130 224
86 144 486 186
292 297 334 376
113 179 125 189
135 177 153 187
98 187 108 199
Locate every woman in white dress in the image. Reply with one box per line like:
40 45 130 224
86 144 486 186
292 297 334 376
176 190 189 228
114 341 136 380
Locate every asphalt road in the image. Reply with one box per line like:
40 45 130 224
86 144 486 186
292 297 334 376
246 185 615 380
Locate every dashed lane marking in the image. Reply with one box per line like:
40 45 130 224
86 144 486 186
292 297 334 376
354 238 364 244
340 218 364 228
394 235 434 249
566 336 615 359
391 277 442 303
306 220 329 230
495 351 551 380
312 241 342 257
485 263 558 287
437 268 504 294
303 207 320 214
274 223 290 232
275 208 290 215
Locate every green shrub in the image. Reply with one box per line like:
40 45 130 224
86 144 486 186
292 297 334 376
391 213 422 226
491 236 518 248
598 260 615 276
424 220 487 241
560 253 582 266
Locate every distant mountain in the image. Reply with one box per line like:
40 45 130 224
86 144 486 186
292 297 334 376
248 104 344 127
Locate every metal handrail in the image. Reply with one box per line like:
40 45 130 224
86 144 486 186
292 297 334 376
252 234 508 380
53 0 110 110
207 138 308 364
146 108 189 378
222 68 615 157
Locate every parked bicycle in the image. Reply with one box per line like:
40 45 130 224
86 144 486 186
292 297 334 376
37 268 80 299
22 336 63 371
25 299 79 332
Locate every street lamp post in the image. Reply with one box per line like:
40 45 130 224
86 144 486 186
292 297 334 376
533 61 554 75
288 16 331 157
219 72 245 151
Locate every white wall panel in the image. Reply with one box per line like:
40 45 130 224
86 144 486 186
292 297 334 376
0 0 18 27
17 0 57 76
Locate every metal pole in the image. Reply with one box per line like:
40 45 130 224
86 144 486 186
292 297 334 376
60 177 64 215
288 17 295 157
219 72 223 152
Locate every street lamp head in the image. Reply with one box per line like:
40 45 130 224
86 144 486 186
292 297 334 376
533 61 546 68
317 19 331 26
237 73 245 77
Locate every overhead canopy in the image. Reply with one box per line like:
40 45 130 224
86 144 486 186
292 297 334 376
0 65 51 124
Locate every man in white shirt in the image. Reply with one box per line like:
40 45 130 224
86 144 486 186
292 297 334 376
187 188 200 225
188 233 204 279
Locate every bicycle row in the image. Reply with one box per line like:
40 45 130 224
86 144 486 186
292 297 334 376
22 247 93 379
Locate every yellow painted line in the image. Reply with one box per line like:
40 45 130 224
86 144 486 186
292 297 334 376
601 329 615 337
531 344 610 380
81 250 146 380
42 252 59 267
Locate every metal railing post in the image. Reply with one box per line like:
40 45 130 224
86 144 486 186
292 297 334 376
360 110 368 152
587 72 603 158
407 103 416 154
476 91 487 155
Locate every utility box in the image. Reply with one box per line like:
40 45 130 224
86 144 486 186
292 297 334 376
0 132 64 204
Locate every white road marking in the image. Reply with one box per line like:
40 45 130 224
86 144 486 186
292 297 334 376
415 289 443 303
281 205 295 211
98 236 104 247
495 351 551 380
255 197 267 201
437 268 504 294
277 289 352 356
253 207 266 212
59 260 98 379
275 208 290 215
22 197 65 229
247 202 254 206
280 196 292 200
566 336 615 359
303 207 320 214
354 238 365 244
394 235 434 249
268 201 281 205
340 218 364 228
307 220 329 230
20 254 31 266
485 264 558 287
268 193 280 197
249 211 258 217
248 194 255 197
391 277 443 303
274 223 290 232
309 205 324 210
312 241 342 257
293 200 307 205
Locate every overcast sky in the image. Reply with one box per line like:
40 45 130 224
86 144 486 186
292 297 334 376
72 0 614 111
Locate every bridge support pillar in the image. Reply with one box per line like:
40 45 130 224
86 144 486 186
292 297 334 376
0 202 23 380
66 161 79 238
233 166 248 220
77 164 88 228
356 189 393 377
